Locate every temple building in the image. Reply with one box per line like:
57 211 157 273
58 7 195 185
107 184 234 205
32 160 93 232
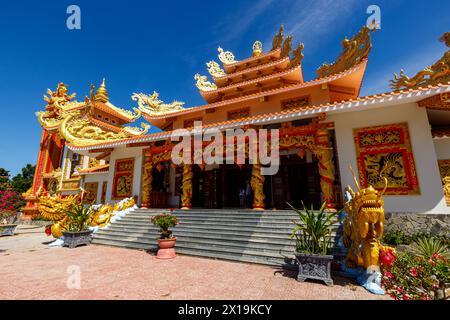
23 26 450 222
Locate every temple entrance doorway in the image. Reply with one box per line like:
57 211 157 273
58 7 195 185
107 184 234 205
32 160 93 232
191 164 252 209
265 153 321 209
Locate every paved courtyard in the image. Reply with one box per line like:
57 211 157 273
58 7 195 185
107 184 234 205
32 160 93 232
0 225 389 300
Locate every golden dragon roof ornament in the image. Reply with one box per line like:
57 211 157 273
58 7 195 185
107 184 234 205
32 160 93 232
218 47 238 65
132 91 185 115
272 25 284 50
288 42 304 68
316 26 373 79
390 32 450 90
280 35 293 58
36 82 149 147
206 61 226 78
194 73 218 91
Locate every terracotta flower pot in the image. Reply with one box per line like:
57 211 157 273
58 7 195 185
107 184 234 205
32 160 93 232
156 237 177 259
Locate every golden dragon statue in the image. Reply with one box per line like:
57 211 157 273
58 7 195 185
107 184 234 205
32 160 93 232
343 167 387 270
390 32 450 90
132 91 185 115
37 189 136 238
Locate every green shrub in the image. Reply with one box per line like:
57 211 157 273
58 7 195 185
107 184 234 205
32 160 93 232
409 236 450 260
288 201 341 255
382 229 413 245
151 213 179 239
65 203 93 232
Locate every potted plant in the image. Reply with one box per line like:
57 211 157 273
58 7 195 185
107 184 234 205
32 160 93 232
288 201 341 286
151 211 179 259
62 202 94 248
0 211 18 236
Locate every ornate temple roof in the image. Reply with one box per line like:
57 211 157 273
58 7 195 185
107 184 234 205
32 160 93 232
36 82 149 147
68 81 450 152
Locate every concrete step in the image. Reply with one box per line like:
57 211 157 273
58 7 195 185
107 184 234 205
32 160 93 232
94 229 297 249
92 208 344 267
92 237 294 266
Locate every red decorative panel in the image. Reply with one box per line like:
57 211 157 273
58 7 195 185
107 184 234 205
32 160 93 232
354 123 420 195
112 158 134 200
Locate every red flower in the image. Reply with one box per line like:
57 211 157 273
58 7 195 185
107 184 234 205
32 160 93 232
45 225 52 236
409 267 418 277
384 271 394 279
380 248 396 267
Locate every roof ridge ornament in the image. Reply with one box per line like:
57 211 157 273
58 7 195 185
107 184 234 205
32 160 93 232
95 78 109 103
252 40 263 57
194 73 218 91
316 25 373 79
280 35 293 58
206 61 226 78
272 25 284 51
288 42 305 68
390 32 450 90
218 47 238 65
132 91 185 115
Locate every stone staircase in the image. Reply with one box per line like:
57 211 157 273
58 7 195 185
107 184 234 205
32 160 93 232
92 208 343 267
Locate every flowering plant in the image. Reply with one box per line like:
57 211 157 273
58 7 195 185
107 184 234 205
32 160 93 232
151 212 179 239
0 190 23 214
381 250 449 300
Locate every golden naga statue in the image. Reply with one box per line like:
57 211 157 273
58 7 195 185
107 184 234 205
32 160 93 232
272 25 284 51
38 192 80 238
132 91 185 115
343 167 387 270
39 190 136 238
316 26 372 78
206 61 226 78
390 32 450 90
194 73 218 92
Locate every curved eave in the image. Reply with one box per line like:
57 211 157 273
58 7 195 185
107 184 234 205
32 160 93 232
68 81 450 152
213 57 290 87
223 49 281 73
94 101 138 123
200 63 304 102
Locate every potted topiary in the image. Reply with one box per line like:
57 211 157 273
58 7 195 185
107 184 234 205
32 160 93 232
0 211 18 236
151 211 179 259
288 201 341 286
62 202 94 248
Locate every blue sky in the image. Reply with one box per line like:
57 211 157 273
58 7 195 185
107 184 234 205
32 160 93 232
0 0 448 175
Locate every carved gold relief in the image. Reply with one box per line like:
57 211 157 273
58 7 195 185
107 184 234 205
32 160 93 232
354 123 420 195
181 164 193 209
438 159 450 206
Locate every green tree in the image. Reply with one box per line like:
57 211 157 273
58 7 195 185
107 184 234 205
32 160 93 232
11 164 36 193
0 168 11 191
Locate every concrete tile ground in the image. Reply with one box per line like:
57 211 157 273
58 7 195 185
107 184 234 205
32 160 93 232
0 225 390 300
